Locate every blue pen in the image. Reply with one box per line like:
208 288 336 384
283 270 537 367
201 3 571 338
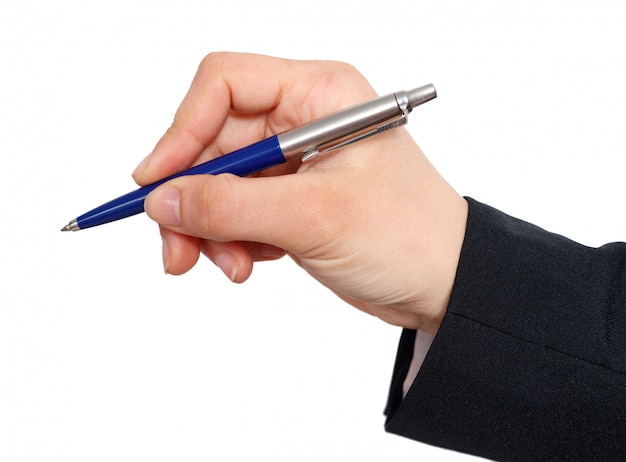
61 84 436 232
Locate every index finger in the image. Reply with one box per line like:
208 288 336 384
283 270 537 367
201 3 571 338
132 52 287 185
132 52 373 186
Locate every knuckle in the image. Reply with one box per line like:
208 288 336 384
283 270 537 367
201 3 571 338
198 52 235 79
199 51 226 71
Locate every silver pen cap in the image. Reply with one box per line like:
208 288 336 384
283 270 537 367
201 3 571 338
278 84 436 161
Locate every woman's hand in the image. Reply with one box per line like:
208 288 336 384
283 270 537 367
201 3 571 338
133 52 468 333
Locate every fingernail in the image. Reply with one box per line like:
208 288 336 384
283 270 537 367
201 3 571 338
146 187 181 226
213 252 238 282
162 237 170 274
132 152 152 177
261 244 285 259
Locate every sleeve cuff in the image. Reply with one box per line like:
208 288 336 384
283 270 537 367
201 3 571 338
383 197 626 460
402 329 435 398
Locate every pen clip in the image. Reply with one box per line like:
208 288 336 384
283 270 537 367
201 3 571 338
302 113 409 162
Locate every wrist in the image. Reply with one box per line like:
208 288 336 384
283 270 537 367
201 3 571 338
410 192 469 335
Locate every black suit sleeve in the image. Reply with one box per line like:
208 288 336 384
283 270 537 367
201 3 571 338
384 198 626 461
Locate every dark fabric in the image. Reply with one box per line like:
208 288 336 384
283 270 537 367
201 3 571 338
384 198 626 461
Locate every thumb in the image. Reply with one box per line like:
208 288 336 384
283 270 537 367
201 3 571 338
144 172 322 254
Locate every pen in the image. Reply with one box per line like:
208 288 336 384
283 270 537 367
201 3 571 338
61 84 436 232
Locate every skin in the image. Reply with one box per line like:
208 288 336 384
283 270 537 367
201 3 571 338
132 52 468 334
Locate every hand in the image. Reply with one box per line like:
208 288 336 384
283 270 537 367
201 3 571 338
132 52 468 333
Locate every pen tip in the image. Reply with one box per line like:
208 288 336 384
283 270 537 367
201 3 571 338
61 219 79 232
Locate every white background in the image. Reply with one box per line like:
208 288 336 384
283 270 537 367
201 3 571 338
1 1 624 461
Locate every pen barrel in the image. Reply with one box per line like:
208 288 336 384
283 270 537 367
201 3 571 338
75 136 285 230
70 85 436 231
